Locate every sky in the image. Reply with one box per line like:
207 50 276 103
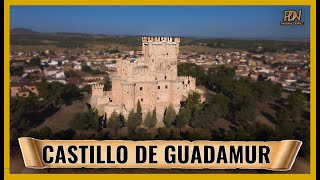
10 6 310 40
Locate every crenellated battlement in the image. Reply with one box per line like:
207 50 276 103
92 83 104 89
179 76 196 81
142 36 180 43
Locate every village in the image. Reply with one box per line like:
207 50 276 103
10 44 310 98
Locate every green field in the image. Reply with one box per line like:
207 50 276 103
10 33 309 53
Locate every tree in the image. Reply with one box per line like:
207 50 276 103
10 66 23 76
39 126 52 139
135 100 142 124
61 84 82 104
212 94 230 118
177 63 207 85
234 94 256 124
144 108 157 129
37 81 64 108
69 108 100 131
82 84 92 94
119 113 126 127
185 91 202 113
252 80 273 102
81 65 92 73
191 106 215 130
65 70 80 78
235 104 256 124
175 107 191 132
127 128 152 140
273 83 283 97
28 56 41 68
107 111 122 134
103 79 112 91
254 124 276 141
287 89 305 122
276 107 296 139
206 66 236 92
276 107 290 124
127 109 140 132
156 128 170 140
163 104 176 128
151 107 157 127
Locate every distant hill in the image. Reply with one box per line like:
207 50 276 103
10 28 40 35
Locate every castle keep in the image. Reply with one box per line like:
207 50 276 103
90 37 196 126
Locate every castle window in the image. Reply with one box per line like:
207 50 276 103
140 87 143 90
165 85 168 89
141 98 143 102
157 97 159 100
182 81 184 84
167 53 169 55
158 86 160 89
164 76 167 80
188 81 190 84
127 91 129 94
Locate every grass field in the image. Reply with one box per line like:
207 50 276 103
10 33 310 53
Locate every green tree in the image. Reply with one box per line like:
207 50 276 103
191 106 216 130
37 81 64 108
69 108 100 131
235 104 256 124
175 107 191 132
28 56 41 67
127 128 152 140
39 126 52 139
276 107 290 124
65 70 80 78
185 91 202 112
82 84 92 94
103 79 112 91
135 100 142 124
10 66 23 76
206 66 236 92
156 128 170 140
212 94 230 118
107 111 122 134
273 83 283 97
252 80 273 102
287 89 305 122
177 63 207 85
163 104 176 128
127 109 140 132
61 83 82 104
234 93 256 124
144 109 156 129
151 107 157 127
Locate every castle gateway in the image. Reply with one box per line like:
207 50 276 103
90 37 197 126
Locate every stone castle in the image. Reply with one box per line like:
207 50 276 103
90 37 196 126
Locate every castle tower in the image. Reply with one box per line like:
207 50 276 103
92 83 104 96
142 37 180 81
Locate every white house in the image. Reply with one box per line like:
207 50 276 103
48 60 59 66
73 64 82 70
